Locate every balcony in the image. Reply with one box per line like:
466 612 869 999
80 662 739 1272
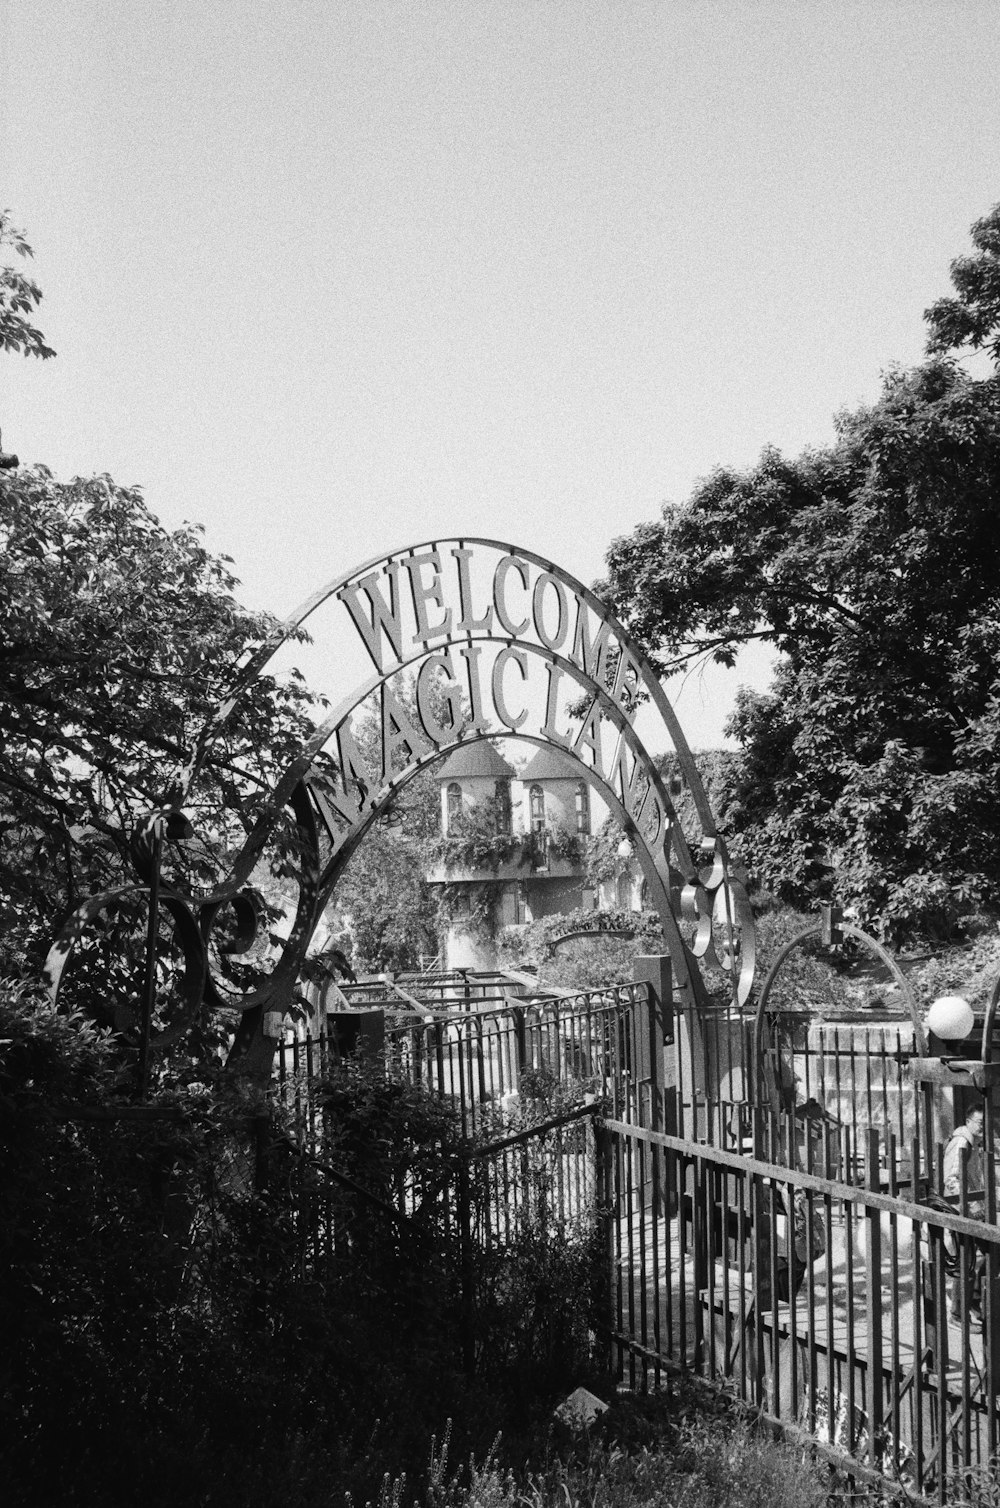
425 828 586 885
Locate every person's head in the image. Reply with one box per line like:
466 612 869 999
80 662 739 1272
966 1106 985 1141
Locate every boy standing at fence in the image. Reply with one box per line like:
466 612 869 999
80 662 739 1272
943 1105 985 1327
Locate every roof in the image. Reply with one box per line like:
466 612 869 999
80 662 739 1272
519 746 582 782
436 741 517 781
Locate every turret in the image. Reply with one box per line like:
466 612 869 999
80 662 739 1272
426 742 594 968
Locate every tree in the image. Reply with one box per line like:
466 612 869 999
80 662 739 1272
926 203 1000 367
0 211 55 361
598 353 1000 939
331 679 447 973
334 819 441 973
0 464 322 1059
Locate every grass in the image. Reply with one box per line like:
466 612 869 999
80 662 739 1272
353 1388 834 1508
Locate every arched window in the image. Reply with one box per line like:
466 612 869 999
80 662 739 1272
446 782 463 835
616 872 631 910
495 780 512 835
529 783 546 832
575 781 590 835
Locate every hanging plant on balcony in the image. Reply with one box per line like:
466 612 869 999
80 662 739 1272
430 797 522 873
545 823 586 864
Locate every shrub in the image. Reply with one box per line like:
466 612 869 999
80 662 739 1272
1 1006 612 1507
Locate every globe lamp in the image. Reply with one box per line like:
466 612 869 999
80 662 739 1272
925 994 975 1042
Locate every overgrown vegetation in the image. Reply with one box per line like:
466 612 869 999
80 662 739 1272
373 1390 831 1508
0 985 605 1507
499 907 665 990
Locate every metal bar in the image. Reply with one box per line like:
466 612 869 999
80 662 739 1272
865 1128 885 1469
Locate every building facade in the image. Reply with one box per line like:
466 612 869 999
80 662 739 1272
427 742 598 969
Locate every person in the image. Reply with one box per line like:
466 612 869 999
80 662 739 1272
943 1106 986 1327
756 1101 829 1309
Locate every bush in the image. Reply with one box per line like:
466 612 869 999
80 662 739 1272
498 909 664 979
1 1004 612 1507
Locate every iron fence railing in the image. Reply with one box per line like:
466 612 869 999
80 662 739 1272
271 981 634 1309
599 1113 1000 1503
675 1010 930 1189
274 975 1000 1499
276 979 652 1139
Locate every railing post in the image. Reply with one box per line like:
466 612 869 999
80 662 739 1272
594 1118 619 1381
511 1003 527 1075
632 955 672 1134
864 1128 885 1469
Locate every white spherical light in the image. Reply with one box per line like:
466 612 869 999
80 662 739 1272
926 995 975 1041
617 837 634 860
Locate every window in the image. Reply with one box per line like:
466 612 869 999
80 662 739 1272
529 783 546 832
495 781 512 834
446 782 462 834
616 872 631 910
575 781 590 835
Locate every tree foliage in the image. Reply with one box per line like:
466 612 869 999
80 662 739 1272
925 202 1000 367
599 275 1000 938
0 212 55 361
0 465 319 1015
334 818 441 973
328 681 445 973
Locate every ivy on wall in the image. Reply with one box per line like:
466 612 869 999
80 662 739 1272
436 880 507 943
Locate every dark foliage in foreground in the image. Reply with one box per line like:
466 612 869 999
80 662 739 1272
0 985 602 1508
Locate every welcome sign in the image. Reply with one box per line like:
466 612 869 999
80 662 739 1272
210 538 756 1011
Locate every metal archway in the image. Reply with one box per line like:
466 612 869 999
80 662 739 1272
752 907 927 1173
48 538 755 1083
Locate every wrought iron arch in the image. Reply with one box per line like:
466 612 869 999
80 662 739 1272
47 538 755 1083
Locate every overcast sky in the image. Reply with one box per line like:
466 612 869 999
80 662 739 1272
3 1 999 747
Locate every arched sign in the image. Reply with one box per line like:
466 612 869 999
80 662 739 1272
48 538 755 1079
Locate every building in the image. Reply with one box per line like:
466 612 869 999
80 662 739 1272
426 741 597 969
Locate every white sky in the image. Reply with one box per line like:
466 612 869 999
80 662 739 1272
4 1 1000 748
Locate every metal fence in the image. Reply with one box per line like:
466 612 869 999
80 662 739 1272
274 974 1000 1500
271 980 634 1332
277 978 653 1139
679 1009 930 1186
600 1111 1000 1503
